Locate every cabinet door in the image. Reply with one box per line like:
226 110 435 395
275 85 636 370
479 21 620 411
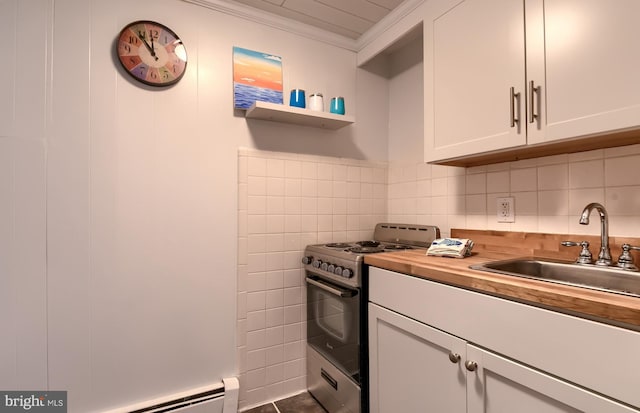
537 0 640 143
424 0 527 162
466 344 639 413
368 303 466 413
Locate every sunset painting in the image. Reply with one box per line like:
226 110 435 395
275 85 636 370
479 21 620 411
233 47 283 109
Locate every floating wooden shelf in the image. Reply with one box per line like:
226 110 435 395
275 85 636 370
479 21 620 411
245 101 354 130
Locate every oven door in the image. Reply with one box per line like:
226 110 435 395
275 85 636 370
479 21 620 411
306 275 361 384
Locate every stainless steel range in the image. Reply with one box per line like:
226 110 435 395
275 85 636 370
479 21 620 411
303 223 440 413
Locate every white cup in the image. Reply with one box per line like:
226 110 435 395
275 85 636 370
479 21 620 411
308 93 324 111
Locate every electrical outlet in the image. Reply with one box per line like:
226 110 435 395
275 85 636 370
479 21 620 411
497 197 515 223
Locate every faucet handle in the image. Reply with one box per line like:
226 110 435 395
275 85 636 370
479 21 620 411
561 240 593 264
616 244 640 271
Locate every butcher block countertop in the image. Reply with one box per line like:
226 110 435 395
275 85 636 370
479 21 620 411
364 229 640 329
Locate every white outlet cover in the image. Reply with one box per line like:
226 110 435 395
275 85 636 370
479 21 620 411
497 197 515 223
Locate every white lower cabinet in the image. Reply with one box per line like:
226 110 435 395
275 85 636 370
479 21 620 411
368 303 466 413
368 267 640 412
465 344 635 413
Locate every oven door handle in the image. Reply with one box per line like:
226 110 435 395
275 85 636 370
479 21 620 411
306 277 357 298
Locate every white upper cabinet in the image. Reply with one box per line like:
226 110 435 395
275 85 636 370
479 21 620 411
425 0 528 162
425 0 640 163
540 0 640 142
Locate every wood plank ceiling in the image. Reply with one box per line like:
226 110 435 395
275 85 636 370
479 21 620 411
226 0 406 39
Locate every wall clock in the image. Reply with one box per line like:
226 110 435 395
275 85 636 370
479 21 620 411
116 20 187 87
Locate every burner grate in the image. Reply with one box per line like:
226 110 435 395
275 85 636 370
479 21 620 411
325 242 353 249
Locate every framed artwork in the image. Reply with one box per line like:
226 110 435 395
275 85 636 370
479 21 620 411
233 46 283 109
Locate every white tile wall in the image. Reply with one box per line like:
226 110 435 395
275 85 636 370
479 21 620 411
237 148 387 409
388 144 640 238
238 143 640 410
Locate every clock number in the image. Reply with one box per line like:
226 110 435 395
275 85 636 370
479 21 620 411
128 35 140 46
148 29 159 40
122 43 131 53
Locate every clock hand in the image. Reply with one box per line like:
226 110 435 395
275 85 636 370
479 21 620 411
138 31 159 61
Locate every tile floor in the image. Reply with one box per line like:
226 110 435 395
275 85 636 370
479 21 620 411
243 392 327 413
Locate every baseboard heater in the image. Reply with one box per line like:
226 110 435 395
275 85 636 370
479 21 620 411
103 377 239 413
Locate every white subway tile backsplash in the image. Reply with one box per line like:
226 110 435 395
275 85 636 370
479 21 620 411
301 162 317 179
265 290 283 309
265 345 284 366
333 164 347 181
513 191 538 216
333 182 348 198
605 186 640 216
511 168 537 192
569 160 604 189
538 190 568 216
265 234 285 252
300 179 317 197
345 166 359 182
317 180 332 197
285 160 302 178
239 147 640 410
267 177 285 196
568 188 605 215
466 173 486 195
266 215 284 234
283 287 301 306
248 157 267 177
487 171 510 193
604 143 640 158
318 163 333 180
265 364 284 385
538 164 568 190
431 177 447 197
247 311 266 332
605 155 640 187
265 269 284 290
267 196 285 215
248 215 266 234
265 308 284 328
266 159 285 177
285 178 301 197
265 326 284 347
466 194 487 215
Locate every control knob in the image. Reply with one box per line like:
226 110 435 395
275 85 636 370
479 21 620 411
312 259 322 269
301 256 313 265
327 264 336 273
333 266 344 276
341 268 354 278
320 262 329 271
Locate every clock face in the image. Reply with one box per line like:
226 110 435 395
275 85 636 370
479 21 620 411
117 20 187 87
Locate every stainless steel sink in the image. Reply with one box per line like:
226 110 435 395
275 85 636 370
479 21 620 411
470 258 640 298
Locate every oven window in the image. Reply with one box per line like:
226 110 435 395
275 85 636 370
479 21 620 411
306 277 360 384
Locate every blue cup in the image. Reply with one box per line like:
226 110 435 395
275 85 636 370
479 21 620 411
290 89 306 108
330 97 345 115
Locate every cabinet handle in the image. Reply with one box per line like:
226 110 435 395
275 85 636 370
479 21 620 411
528 80 540 123
510 87 520 127
448 352 461 364
465 360 478 371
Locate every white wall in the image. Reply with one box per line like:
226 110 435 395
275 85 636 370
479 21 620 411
0 0 388 411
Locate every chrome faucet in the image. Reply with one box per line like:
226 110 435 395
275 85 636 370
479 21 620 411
579 202 612 266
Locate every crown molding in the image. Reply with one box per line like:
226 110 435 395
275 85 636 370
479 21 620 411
181 0 359 51
182 0 425 53
355 0 425 51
